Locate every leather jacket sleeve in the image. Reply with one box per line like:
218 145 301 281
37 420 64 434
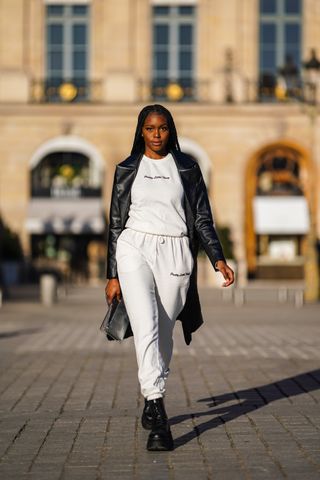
106 168 121 279
194 165 226 271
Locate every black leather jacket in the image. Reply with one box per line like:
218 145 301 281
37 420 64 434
106 150 226 344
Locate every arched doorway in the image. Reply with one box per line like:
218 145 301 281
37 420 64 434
245 142 316 281
26 137 106 283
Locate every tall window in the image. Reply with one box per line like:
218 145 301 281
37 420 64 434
152 6 196 101
46 4 90 102
259 0 302 99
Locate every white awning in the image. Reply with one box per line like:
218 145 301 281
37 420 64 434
253 196 310 234
25 199 105 234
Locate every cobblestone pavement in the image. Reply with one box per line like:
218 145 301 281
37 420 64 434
0 286 320 480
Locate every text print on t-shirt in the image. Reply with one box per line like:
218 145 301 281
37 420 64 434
170 272 191 277
144 175 170 180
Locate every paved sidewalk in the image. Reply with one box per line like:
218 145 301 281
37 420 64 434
0 286 319 480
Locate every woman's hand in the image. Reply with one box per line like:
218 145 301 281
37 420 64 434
105 278 122 305
215 260 235 287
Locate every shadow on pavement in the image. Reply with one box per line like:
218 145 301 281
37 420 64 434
171 369 320 449
0 328 41 340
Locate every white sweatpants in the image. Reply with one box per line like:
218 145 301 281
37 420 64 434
116 228 193 400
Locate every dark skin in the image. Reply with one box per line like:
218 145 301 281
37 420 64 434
105 113 234 304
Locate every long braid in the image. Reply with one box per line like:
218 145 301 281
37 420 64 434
131 104 181 155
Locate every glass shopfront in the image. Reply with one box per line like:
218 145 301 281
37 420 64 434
247 146 311 279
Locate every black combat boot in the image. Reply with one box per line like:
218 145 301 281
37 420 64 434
141 398 153 430
146 398 174 451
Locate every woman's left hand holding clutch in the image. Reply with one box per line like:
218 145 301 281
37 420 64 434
105 278 122 305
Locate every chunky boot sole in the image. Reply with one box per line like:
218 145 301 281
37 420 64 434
147 430 174 451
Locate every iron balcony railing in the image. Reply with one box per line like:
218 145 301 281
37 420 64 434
29 77 319 105
30 78 104 104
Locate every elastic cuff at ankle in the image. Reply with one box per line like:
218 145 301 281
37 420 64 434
147 393 163 401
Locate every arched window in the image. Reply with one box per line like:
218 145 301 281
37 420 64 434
31 151 101 198
256 147 303 196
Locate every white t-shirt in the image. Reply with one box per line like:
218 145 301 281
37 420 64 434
125 153 187 236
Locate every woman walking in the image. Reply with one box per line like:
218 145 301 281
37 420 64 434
105 104 234 451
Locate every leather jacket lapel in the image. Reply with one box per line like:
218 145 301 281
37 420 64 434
116 152 143 226
170 150 200 255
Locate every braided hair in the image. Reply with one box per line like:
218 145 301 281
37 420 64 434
131 104 181 155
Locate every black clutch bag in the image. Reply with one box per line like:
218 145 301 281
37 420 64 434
100 298 132 341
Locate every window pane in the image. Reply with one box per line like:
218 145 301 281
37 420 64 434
260 0 276 14
284 49 300 68
153 6 170 16
47 24 63 45
73 77 86 86
179 77 193 87
47 77 63 86
48 51 63 70
178 6 194 16
179 51 192 71
179 24 193 45
154 25 169 45
73 51 86 70
285 0 301 14
73 24 87 46
285 23 300 44
260 23 276 43
260 50 277 70
153 77 168 88
154 51 168 71
72 6 88 16
47 5 64 16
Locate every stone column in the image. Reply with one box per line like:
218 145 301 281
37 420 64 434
102 0 143 103
303 0 320 59
201 0 258 104
0 0 29 102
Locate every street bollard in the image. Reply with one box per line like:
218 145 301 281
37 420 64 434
294 290 304 308
40 274 57 306
278 287 288 303
234 288 245 307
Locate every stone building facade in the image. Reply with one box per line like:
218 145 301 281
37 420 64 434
0 0 319 297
